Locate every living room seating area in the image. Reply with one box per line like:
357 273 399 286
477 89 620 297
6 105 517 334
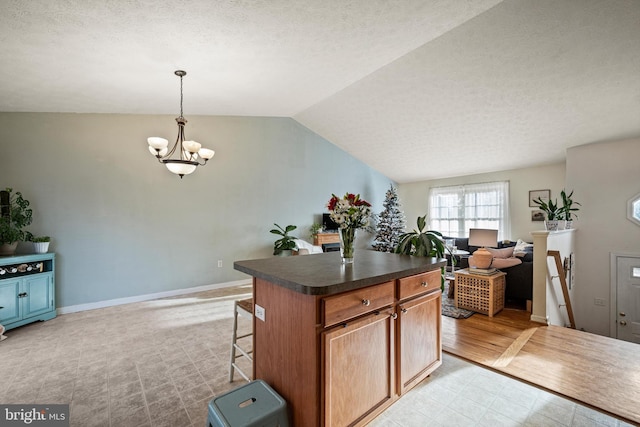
445 236 534 307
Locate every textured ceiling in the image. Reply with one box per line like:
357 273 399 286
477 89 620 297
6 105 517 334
1 0 639 182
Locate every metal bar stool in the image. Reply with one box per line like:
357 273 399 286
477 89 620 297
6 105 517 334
229 298 253 382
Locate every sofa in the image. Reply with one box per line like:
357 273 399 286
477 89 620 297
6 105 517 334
293 239 324 255
445 237 533 302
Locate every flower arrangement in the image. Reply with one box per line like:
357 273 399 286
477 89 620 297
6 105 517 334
326 193 372 230
327 193 372 263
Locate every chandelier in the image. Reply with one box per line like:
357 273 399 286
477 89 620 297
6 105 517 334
147 70 214 178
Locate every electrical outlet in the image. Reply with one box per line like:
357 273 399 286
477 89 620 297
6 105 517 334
217 260 222 268
594 298 606 306
255 304 266 322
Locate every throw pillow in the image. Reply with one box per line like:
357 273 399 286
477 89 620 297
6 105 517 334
468 255 522 269
491 257 522 269
513 239 534 257
487 246 515 259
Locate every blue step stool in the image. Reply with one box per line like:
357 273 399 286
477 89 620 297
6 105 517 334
207 379 288 427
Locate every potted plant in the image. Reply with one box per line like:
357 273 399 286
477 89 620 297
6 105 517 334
560 189 580 229
533 196 563 231
394 214 448 290
309 222 322 241
270 223 297 256
0 188 33 256
31 236 51 254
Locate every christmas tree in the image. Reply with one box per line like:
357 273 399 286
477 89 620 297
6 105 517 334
372 184 406 252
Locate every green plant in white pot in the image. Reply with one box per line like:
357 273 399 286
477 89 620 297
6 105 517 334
394 214 448 290
31 236 51 254
560 189 580 229
270 223 297 256
533 197 562 231
0 188 33 256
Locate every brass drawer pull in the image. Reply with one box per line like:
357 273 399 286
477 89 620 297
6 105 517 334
362 299 371 306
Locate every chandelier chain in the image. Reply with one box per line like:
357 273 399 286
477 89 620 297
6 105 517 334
179 74 184 118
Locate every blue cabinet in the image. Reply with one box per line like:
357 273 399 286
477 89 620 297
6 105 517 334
0 253 56 331
0 279 21 324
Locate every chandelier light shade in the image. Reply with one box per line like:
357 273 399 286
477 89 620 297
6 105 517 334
147 70 215 178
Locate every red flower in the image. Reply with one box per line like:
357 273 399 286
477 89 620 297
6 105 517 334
354 199 371 207
327 195 340 211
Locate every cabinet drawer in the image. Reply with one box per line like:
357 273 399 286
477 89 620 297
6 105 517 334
322 281 395 327
397 270 440 301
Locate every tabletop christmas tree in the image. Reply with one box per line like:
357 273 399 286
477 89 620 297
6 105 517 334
372 184 406 252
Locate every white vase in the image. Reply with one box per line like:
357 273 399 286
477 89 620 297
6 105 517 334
33 242 49 253
545 220 559 231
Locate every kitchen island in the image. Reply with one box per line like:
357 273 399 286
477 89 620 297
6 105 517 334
234 250 446 427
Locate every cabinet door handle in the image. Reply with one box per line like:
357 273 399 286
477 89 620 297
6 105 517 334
401 308 408 313
391 313 398 320
421 281 428 287
362 299 371 306
18 292 28 298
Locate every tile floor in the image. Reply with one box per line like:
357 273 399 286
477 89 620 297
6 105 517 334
371 355 633 427
0 284 632 427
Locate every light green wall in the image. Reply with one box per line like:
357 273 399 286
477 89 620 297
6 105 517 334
398 163 566 241
0 113 393 308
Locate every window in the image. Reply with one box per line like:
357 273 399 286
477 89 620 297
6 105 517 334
628 192 640 227
428 181 510 240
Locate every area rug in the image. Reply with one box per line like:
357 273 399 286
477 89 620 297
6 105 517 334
442 281 474 319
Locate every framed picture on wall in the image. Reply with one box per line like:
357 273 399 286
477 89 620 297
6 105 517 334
529 189 550 207
531 210 545 221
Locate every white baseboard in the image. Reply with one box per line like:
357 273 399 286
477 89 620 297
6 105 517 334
57 279 252 315
530 314 549 325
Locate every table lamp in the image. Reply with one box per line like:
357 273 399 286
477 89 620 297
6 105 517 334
468 228 498 269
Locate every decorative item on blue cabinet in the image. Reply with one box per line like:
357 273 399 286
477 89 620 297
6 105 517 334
0 253 56 333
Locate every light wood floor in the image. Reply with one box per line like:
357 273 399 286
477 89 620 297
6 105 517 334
442 307 640 426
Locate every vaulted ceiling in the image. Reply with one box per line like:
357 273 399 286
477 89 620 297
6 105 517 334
1 0 639 182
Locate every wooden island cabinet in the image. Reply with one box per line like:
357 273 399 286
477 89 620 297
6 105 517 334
234 251 445 427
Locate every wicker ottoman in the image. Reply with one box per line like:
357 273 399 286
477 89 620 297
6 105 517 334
454 269 506 317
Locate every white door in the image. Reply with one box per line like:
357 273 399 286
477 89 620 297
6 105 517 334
616 256 640 343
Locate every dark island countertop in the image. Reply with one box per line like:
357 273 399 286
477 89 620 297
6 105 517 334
234 250 446 295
